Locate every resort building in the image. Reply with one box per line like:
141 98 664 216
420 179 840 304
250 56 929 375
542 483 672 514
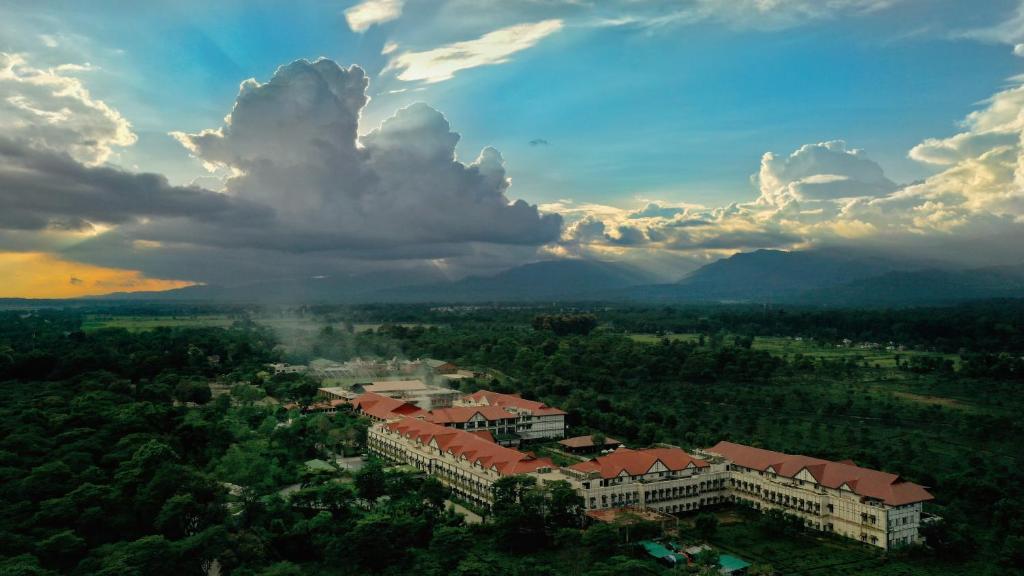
457 390 567 440
424 406 521 446
420 358 459 375
317 387 357 401
563 447 730 514
366 415 555 506
355 380 461 410
705 441 934 550
268 362 307 375
356 390 935 551
351 392 425 421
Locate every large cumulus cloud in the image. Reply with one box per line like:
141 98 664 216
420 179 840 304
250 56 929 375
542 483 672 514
0 56 561 286
171 58 561 252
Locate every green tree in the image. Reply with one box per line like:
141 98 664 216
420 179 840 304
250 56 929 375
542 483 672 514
695 512 719 540
354 459 387 502
582 522 620 551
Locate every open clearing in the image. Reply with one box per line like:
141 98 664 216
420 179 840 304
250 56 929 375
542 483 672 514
628 332 959 368
82 314 235 331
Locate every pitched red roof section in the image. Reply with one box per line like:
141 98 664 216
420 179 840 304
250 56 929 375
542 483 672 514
351 392 425 420
568 447 708 479
707 441 934 506
559 435 622 449
424 405 516 424
469 430 495 443
464 390 566 416
383 416 553 476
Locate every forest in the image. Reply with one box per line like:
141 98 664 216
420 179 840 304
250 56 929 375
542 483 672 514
0 302 1021 575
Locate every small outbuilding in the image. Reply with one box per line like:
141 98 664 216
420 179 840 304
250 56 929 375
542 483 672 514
558 434 623 454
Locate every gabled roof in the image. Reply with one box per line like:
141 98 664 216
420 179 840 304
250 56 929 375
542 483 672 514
422 358 453 368
469 430 495 443
464 390 567 416
351 392 425 420
383 416 553 476
568 447 708 479
559 435 622 449
707 441 934 506
425 405 516 424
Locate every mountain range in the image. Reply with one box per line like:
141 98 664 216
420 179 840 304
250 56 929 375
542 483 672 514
93 250 1024 307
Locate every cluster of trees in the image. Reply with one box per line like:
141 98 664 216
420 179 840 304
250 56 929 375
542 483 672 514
531 314 598 336
0 311 685 575
3 302 1024 574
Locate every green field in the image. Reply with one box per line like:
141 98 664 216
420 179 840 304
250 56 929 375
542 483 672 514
81 314 236 331
81 314 438 334
628 332 959 369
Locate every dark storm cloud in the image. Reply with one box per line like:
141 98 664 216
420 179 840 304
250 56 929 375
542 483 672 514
0 138 273 232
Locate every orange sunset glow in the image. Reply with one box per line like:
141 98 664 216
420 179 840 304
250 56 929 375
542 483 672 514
0 252 193 299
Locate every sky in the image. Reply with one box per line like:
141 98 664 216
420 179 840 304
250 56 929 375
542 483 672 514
1 0 1024 297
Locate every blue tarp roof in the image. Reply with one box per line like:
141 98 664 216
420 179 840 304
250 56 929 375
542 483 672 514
719 553 751 573
640 541 686 564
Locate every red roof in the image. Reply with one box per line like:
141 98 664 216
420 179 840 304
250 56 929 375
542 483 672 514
383 416 553 476
351 392 425 420
569 447 708 479
708 441 934 506
469 430 495 442
559 435 622 449
464 390 566 416
425 405 516 424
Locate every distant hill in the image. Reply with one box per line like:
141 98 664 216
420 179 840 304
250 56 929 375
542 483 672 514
801 265 1024 307
674 249 911 300
99 260 655 304
609 249 914 303
375 259 656 302
82 251 1024 307
97 269 449 304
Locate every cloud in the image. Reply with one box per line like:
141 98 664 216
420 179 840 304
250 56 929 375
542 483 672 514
170 59 561 256
628 202 691 220
959 1 1024 54
691 0 896 29
0 56 563 290
757 140 897 205
0 137 273 233
385 19 563 83
345 0 404 33
559 78 1024 268
565 0 899 31
0 52 135 165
